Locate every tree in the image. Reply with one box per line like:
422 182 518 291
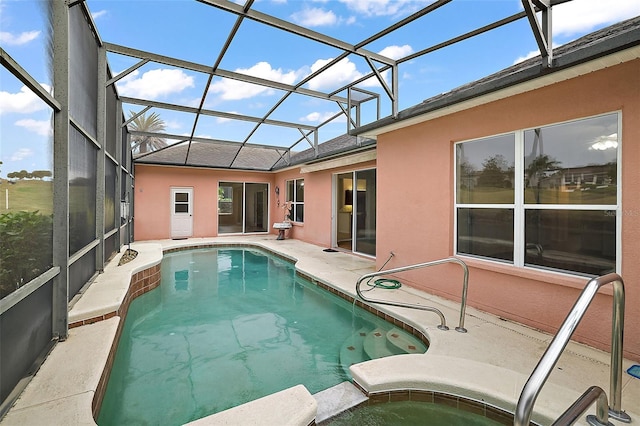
32 170 53 180
128 111 168 156
525 154 562 203
477 155 511 188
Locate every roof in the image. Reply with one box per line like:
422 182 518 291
353 15 640 137
135 132 376 171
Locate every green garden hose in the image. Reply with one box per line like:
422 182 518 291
368 278 402 290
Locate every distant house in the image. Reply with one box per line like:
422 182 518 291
134 17 640 362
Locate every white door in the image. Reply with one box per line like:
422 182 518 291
171 187 193 239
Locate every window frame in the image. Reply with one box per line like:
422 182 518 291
453 111 622 276
285 178 304 223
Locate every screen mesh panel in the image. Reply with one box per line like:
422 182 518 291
69 6 98 138
106 84 118 157
105 159 117 233
69 248 97 301
0 282 53 402
69 126 97 255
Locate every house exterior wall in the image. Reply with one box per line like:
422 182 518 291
133 165 274 240
273 160 376 248
134 160 376 248
375 59 640 361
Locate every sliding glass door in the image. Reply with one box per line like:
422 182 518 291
218 182 268 234
335 169 376 256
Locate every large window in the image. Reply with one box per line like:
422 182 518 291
286 179 304 223
455 113 619 276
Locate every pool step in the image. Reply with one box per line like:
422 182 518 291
386 328 426 354
339 328 368 378
339 327 428 378
362 328 405 359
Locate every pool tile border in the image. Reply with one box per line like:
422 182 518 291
88 263 162 418
297 271 430 348
340 386 535 426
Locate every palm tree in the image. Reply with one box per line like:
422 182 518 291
525 154 562 203
128 111 168 156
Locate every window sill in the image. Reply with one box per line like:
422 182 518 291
456 255 615 296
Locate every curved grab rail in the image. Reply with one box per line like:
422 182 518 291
355 257 469 332
552 386 610 426
514 273 630 426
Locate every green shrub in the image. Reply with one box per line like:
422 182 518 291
0 211 53 299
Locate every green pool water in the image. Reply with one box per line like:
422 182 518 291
327 400 507 426
97 247 426 425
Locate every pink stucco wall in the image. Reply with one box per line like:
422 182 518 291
272 161 376 248
134 165 274 240
376 59 640 361
134 160 376 248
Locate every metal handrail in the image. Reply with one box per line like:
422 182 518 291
355 257 469 332
514 273 631 426
552 386 610 426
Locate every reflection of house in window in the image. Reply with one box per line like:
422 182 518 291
547 164 615 192
533 164 615 192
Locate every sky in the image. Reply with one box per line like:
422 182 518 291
1 0 639 178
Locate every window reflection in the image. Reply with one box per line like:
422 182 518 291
456 134 515 204
457 208 514 261
455 113 619 276
524 114 618 205
286 179 304 223
525 210 615 275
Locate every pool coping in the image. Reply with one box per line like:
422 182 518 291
3 236 639 426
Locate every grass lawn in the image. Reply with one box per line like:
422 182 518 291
0 179 53 215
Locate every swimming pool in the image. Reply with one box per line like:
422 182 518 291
97 247 427 425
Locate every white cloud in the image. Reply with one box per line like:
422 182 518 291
291 7 337 27
338 0 426 17
307 57 363 91
10 148 34 161
0 84 51 114
0 30 40 46
209 62 302 101
91 10 108 20
117 69 195 98
552 0 640 37
306 44 412 91
513 42 559 65
164 120 183 130
300 111 341 123
358 44 414 87
379 44 413 60
15 119 52 136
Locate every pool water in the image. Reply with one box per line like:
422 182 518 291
327 400 507 426
97 248 427 425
